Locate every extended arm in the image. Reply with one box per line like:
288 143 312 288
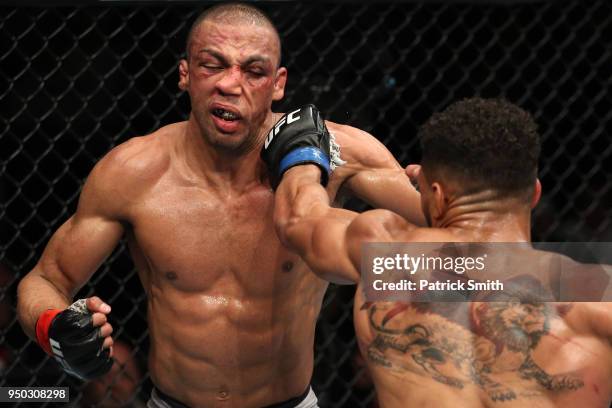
275 165 360 284
264 105 414 284
275 163 411 285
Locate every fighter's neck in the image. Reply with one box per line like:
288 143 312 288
436 192 532 242
178 114 279 191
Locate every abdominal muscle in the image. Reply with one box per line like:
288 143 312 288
144 270 324 407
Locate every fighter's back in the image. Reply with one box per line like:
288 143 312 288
355 295 612 407
352 235 612 408
100 122 328 406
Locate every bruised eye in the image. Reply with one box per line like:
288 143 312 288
244 64 268 76
200 63 222 71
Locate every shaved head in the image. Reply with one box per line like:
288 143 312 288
186 3 281 66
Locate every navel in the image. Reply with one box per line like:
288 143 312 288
165 271 178 281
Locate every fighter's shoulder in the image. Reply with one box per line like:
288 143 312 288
563 302 612 341
91 123 178 187
348 209 417 242
405 227 458 243
76 124 182 217
325 121 398 167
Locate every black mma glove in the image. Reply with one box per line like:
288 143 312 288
35 299 113 380
261 104 331 189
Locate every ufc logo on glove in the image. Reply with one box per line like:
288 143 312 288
261 104 331 189
265 108 302 149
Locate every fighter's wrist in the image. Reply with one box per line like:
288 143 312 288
35 309 63 355
284 164 322 180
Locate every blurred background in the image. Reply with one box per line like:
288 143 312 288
1 1 611 406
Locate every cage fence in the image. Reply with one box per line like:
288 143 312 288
1 1 611 407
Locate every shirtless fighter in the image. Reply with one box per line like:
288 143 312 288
268 98 612 407
16 3 425 408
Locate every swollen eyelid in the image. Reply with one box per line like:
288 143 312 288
248 68 268 77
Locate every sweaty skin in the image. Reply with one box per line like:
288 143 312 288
274 164 612 408
16 18 422 408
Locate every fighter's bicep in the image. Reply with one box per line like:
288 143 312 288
37 157 127 295
56 214 124 277
308 219 360 285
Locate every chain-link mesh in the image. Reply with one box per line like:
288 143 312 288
1 1 611 407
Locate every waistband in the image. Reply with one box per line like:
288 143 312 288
153 385 311 408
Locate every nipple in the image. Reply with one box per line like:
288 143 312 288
217 386 230 401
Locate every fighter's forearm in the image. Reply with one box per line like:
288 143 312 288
274 165 330 248
17 268 72 339
275 165 360 284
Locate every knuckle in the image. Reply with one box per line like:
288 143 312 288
88 296 101 304
92 313 106 326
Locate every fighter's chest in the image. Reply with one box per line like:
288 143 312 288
129 186 291 281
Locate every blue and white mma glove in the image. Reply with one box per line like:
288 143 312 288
261 104 332 189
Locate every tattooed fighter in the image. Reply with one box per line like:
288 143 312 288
16 3 425 407
267 98 612 407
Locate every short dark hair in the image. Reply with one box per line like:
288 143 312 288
185 3 281 65
420 98 540 198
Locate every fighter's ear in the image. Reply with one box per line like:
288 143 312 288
430 181 447 223
272 67 287 101
530 178 542 209
178 59 189 91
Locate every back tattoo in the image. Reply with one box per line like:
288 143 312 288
363 297 583 402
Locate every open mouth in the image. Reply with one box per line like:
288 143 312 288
212 108 240 122
210 106 242 134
